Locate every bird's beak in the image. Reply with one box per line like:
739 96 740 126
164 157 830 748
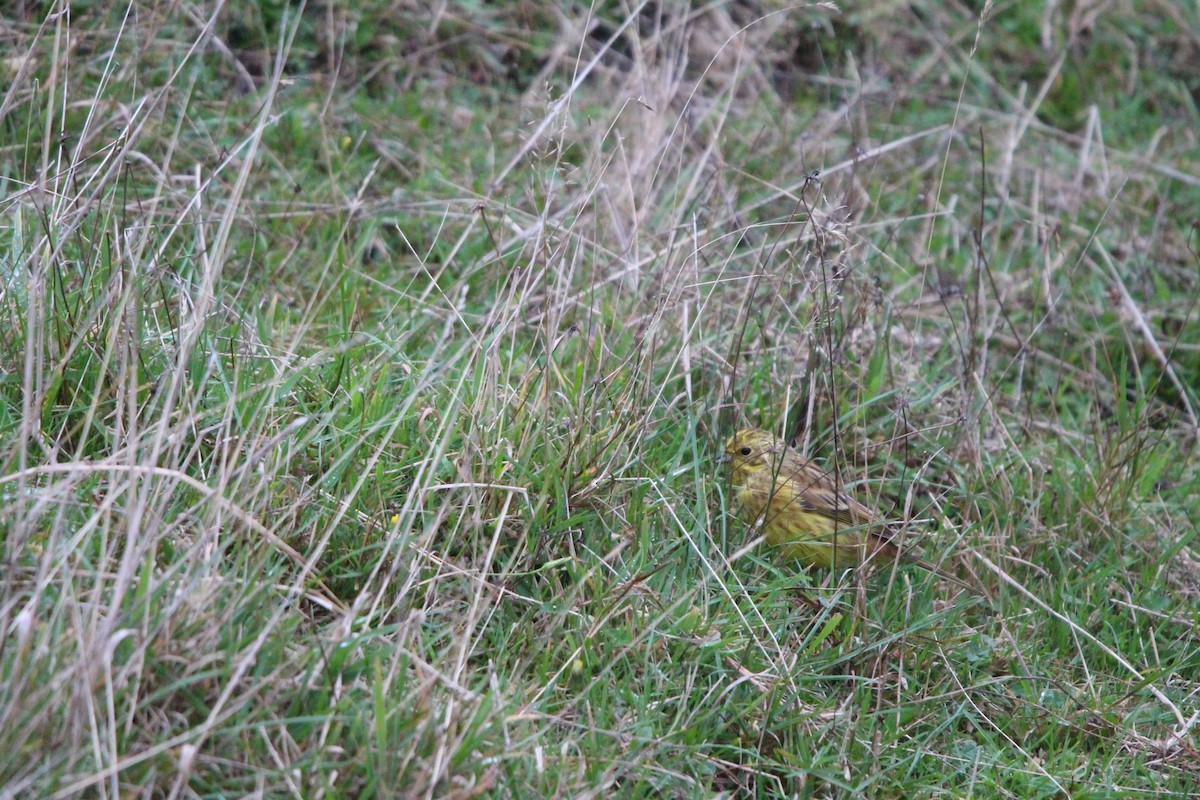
717 452 730 464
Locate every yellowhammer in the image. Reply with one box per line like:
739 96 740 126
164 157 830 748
721 427 965 585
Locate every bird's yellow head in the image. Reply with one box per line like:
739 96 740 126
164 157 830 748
721 428 785 482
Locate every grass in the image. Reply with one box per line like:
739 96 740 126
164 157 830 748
2 0 1199 797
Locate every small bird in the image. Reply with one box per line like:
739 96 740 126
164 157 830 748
721 427 966 586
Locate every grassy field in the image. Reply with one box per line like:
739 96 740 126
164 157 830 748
2 1 1199 797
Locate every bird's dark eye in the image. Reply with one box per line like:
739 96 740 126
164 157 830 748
740 446 752 456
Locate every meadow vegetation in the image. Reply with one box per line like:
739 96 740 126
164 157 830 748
2 1 1198 796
